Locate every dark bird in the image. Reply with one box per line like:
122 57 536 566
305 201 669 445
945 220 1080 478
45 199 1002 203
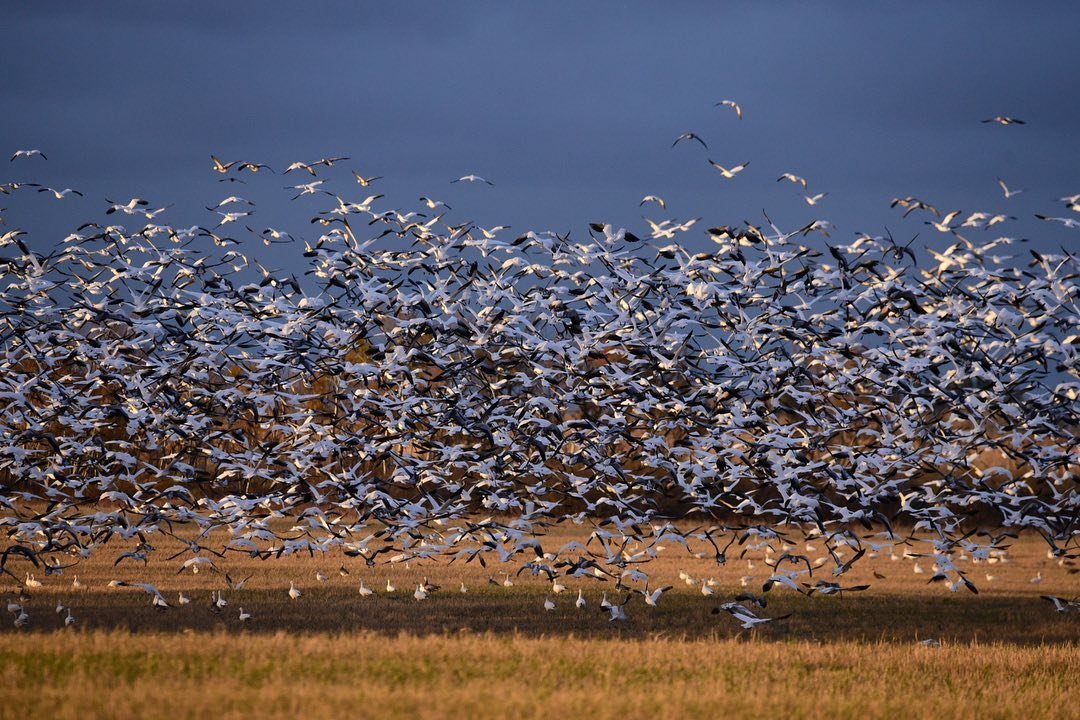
672 132 708 150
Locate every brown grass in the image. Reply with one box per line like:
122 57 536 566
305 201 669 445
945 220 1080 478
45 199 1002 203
0 523 1077 719
0 632 1076 720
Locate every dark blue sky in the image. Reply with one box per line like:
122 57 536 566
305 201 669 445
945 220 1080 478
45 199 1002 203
4 2 1080 260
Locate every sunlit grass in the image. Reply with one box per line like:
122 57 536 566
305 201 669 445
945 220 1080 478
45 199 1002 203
0 631 1076 720
1 525 1076 719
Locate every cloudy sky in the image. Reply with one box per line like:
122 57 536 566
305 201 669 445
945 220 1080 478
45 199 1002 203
4 2 1079 259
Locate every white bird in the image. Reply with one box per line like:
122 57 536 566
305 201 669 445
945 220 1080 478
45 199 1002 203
1041 595 1079 613
210 155 237 173
178 592 190 605
211 209 251 226
413 584 428 601
1035 214 1080 229
24 573 42 589
777 172 808 189
225 573 251 592
181 556 217 574
701 580 715 596
804 192 828 206
71 575 83 590
287 180 329 200
551 579 567 594
997 177 1024 198
419 196 452 210
451 174 495 185
575 589 586 609
212 591 227 611
13 610 29 628
209 195 253 209
315 570 329 582
105 197 149 215
238 607 252 622
640 584 673 607
608 600 628 622
353 171 383 187
478 224 511 240
926 210 963 233
64 608 75 627
385 579 396 593
715 99 742 119
358 580 373 597
55 600 64 615
1029 572 1042 584
35 186 83 199
639 195 667 209
707 159 749 178
11 149 46 161
718 602 791 630
289 581 302 600
543 596 556 611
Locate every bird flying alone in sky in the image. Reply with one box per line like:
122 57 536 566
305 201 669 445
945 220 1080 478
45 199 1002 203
11 149 47 161
451 174 495 185
715 99 742 119
673 132 708 149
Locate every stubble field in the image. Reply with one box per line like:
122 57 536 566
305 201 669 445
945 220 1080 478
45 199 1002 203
1 521 1077 719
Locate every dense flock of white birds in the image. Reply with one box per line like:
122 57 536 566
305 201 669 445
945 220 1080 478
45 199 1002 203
1 121 1078 628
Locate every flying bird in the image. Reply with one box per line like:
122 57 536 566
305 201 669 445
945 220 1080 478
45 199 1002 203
982 116 1025 125
11 149 47 161
236 162 274 173
353 171 383 187
997 177 1024 198
1035 214 1080 229
451 174 495 185
210 155 236 173
673 132 708 149
715 99 742 119
34 186 83 199
708 159 749 178
777 173 808 189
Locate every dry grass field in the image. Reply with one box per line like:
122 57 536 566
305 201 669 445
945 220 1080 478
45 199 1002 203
1 521 1077 719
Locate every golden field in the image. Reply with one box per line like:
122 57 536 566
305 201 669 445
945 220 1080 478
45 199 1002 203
0 522 1077 719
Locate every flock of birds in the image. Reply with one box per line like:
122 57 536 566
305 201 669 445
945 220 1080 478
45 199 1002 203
1 102 1078 632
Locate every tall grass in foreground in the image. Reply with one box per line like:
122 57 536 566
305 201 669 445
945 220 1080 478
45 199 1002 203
0 631 1076 720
